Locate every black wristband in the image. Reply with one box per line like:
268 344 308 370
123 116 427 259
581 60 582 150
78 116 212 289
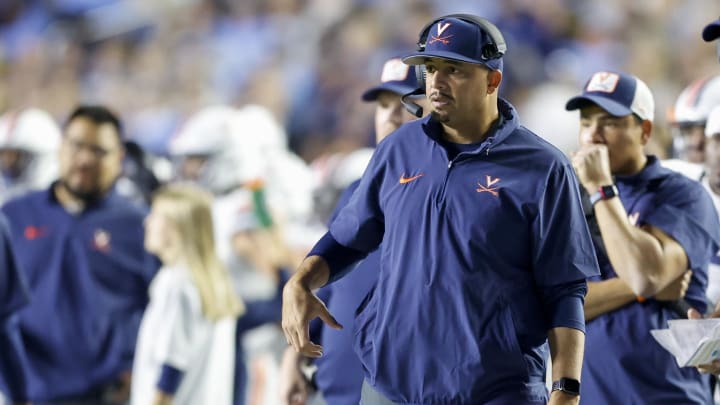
551 377 581 396
589 184 618 206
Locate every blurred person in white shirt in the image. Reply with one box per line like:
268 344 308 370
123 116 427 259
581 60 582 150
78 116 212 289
132 184 241 405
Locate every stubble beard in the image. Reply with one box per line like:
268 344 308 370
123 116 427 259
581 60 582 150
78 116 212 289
58 178 104 203
431 110 450 123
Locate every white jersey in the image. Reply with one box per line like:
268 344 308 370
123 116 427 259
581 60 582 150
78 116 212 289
661 159 705 181
211 189 284 404
131 266 235 405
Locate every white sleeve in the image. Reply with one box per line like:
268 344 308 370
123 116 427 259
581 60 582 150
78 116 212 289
707 262 720 307
159 281 203 370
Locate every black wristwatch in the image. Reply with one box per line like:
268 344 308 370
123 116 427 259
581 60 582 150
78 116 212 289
589 184 618 206
552 377 581 396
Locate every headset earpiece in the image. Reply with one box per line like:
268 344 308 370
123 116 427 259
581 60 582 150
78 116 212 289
415 65 426 94
481 43 499 60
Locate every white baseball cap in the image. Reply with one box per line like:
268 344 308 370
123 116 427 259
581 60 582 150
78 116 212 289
565 71 655 122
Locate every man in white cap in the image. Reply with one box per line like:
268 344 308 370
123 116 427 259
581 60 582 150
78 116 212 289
568 70 720 404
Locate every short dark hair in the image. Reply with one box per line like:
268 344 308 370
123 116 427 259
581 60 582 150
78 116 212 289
65 105 123 140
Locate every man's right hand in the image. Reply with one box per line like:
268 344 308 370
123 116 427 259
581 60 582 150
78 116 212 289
281 257 342 358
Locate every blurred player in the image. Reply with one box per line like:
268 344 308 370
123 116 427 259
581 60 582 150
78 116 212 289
280 56 422 405
663 75 720 180
169 104 309 405
0 108 61 203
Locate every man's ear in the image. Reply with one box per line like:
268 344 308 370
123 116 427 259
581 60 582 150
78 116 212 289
640 119 653 145
487 70 502 94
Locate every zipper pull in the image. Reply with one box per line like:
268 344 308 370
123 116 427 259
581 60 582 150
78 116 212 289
448 161 453 169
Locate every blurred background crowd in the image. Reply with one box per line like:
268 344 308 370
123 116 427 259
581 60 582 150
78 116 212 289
1 0 718 163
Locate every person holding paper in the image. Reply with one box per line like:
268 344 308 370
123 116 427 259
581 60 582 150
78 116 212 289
689 305 720 375
688 103 720 378
567 71 720 404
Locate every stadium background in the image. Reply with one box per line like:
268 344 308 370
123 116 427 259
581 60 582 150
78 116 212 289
1 0 718 164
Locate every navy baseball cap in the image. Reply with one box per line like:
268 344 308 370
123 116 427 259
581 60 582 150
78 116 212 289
402 17 504 71
361 58 418 101
565 71 655 122
703 18 720 41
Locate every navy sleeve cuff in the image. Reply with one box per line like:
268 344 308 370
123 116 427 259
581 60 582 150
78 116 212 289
308 232 366 283
542 280 588 333
157 363 184 394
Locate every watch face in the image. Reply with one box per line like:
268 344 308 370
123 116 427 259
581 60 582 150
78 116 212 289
600 185 617 198
563 378 581 393
553 378 581 395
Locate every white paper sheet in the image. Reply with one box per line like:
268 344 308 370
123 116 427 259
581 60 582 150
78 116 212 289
651 319 720 367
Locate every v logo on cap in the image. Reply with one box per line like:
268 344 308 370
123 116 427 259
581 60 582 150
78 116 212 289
586 72 620 93
437 22 451 36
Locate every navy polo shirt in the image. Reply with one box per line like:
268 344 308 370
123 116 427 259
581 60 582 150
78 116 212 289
321 99 600 403
1 186 158 401
582 156 720 404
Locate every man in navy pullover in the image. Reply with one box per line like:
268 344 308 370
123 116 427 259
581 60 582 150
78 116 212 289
569 71 720 403
282 15 599 404
1 106 158 404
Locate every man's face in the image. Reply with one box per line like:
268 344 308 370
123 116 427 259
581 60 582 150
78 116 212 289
676 123 706 164
373 91 418 143
706 134 720 194
424 58 495 126
59 117 123 200
579 105 649 175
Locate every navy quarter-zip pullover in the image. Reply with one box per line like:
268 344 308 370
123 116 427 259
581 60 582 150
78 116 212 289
313 99 600 403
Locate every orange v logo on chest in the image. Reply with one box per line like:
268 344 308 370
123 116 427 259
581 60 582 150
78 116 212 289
477 175 501 196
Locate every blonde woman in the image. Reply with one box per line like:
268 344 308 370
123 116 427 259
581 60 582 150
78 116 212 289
131 184 244 405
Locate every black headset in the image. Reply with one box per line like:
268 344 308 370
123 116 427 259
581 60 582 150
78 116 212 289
401 13 508 117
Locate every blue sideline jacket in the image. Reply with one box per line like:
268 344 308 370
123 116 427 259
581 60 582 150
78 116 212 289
1 187 158 401
582 157 720 404
317 99 600 403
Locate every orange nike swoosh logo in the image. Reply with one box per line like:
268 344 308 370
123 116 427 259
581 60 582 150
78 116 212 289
24 226 48 240
399 173 424 184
